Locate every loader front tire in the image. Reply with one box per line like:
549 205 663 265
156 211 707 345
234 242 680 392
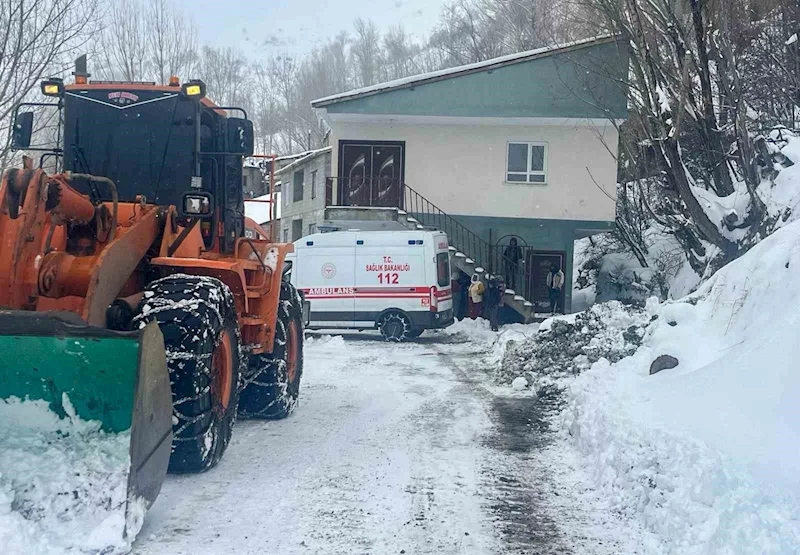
238 281 304 419
134 275 242 473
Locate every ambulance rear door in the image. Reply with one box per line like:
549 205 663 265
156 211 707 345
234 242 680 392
295 233 356 328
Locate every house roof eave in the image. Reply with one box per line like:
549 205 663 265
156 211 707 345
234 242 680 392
311 35 622 109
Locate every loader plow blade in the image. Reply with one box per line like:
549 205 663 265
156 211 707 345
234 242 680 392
0 311 172 552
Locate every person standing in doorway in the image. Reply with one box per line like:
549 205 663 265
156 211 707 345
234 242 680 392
503 238 522 291
468 274 485 319
546 263 565 315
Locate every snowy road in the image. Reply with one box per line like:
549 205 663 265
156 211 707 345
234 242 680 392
132 330 638 555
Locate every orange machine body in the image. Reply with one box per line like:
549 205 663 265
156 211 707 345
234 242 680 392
0 168 289 355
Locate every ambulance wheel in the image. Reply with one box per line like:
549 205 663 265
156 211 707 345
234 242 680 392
238 281 304 419
134 275 242 473
378 310 412 342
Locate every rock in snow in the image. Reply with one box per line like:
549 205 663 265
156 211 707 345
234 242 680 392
649 354 679 374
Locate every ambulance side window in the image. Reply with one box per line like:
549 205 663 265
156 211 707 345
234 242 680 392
283 260 293 281
436 253 450 287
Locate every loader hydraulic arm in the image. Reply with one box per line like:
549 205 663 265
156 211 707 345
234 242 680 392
0 168 161 325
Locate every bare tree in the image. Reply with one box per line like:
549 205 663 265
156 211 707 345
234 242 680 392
96 0 149 81
146 0 199 84
201 45 249 107
0 0 101 162
567 0 797 275
352 18 383 86
252 61 283 154
383 25 422 80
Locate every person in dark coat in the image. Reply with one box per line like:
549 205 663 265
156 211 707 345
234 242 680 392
503 238 522 291
455 271 470 320
485 275 505 331
546 263 565 315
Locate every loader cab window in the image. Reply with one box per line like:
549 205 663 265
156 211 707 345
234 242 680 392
62 90 199 207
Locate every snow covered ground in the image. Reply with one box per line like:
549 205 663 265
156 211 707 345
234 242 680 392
0 396 142 555
9 259 798 555
555 220 800 554
127 327 650 555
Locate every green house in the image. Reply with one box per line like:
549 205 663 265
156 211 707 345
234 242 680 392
311 35 629 317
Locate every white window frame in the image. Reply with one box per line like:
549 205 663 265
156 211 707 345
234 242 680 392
311 170 317 199
506 142 548 184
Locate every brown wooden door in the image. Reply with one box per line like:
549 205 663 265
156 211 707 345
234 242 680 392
526 251 566 313
339 141 404 207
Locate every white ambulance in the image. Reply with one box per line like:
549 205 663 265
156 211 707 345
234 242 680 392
284 229 454 341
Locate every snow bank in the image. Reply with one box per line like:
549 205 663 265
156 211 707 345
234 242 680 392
440 318 539 365
0 396 141 555
304 333 347 350
501 303 649 392
562 220 800 553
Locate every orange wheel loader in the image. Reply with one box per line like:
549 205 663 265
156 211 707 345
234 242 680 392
0 61 304 535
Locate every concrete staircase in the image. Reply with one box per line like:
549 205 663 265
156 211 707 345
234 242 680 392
448 247 535 323
322 205 536 323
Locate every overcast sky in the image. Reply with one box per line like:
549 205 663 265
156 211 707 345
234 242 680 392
182 0 449 59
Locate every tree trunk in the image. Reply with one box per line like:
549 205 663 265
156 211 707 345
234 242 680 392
689 0 735 196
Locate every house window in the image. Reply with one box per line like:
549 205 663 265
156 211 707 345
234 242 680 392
291 218 303 241
311 170 317 199
308 223 316 235
507 142 547 183
293 170 304 202
282 228 289 242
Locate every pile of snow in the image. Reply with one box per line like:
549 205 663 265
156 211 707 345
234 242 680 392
0 395 142 555
439 318 539 365
500 303 650 390
304 333 347 350
562 220 800 552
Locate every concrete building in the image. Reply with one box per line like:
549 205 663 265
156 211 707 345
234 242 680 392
308 36 628 316
277 147 332 242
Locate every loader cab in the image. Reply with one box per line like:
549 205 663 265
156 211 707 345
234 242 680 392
11 75 254 253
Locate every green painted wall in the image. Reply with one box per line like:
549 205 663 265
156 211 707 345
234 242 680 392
416 213 613 312
324 40 628 120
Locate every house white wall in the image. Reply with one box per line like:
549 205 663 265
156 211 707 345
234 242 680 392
329 119 618 223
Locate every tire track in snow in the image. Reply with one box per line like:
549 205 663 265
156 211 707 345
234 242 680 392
133 335 497 554
433 341 570 554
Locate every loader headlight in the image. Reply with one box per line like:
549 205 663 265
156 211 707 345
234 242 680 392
181 80 206 100
180 192 213 217
41 78 65 98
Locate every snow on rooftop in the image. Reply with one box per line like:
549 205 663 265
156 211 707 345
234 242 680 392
276 146 331 164
275 146 331 175
312 35 619 107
